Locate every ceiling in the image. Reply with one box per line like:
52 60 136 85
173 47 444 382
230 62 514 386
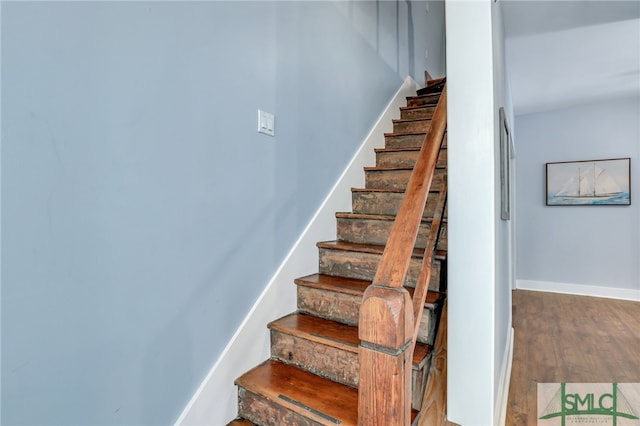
501 0 640 115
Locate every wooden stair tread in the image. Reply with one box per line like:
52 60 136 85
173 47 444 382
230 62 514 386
364 165 446 172
317 240 420 257
400 104 436 112
426 77 446 86
269 313 432 368
392 117 432 124
295 273 370 296
336 212 447 226
295 273 444 306
384 130 427 138
351 187 441 194
406 93 440 103
336 211 447 224
270 313 360 353
375 146 421 154
236 360 359 425
235 360 419 425
336 211 436 222
317 240 446 260
235 360 419 426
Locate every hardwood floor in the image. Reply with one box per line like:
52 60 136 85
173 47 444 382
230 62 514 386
506 290 640 425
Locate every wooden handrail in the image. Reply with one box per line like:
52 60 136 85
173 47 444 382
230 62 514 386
358 84 447 426
370 85 447 290
412 180 447 346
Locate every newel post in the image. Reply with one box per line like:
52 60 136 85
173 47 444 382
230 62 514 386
358 284 414 426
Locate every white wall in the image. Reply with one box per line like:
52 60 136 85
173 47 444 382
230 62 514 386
1 2 445 425
446 1 514 424
446 1 492 425
491 3 515 424
515 96 640 300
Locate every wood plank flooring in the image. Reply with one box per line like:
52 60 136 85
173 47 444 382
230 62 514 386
506 290 640 425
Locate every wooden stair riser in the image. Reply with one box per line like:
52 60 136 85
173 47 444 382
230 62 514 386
400 105 436 120
365 167 446 191
352 190 442 218
270 330 359 388
270 331 432 409
406 93 440 107
376 147 447 168
237 388 324 426
296 285 439 345
337 215 446 249
318 248 442 290
385 132 427 149
385 132 447 150
393 119 432 134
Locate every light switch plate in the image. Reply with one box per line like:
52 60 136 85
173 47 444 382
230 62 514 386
258 110 275 136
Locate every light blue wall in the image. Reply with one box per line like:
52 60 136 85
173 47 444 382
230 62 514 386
515 96 640 291
1 1 445 425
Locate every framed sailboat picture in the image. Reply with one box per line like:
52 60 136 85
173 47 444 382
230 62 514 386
546 158 631 206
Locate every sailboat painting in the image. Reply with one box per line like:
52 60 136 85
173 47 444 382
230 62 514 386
546 158 631 206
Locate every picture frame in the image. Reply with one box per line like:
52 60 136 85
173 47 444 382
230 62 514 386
546 158 631 206
499 107 511 220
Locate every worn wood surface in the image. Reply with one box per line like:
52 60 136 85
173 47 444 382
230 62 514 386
406 93 440 107
419 299 448 426
297 284 362 325
364 166 445 191
296 274 442 344
376 147 421 168
318 241 441 290
236 360 359 425
393 118 433 133
270 313 432 392
270 316 360 388
506 290 640 426
336 213 436 249
351 189 441 218
385 132 429 149
375 146 447 169
400 105 436 120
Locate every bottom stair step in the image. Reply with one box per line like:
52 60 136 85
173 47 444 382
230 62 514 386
235 360 418 426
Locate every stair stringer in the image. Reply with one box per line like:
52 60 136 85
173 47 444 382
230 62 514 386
174 76 421 426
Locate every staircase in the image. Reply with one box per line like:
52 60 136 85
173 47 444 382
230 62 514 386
229 79 447 426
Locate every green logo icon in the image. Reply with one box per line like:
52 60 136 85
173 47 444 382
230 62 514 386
539 383 639 425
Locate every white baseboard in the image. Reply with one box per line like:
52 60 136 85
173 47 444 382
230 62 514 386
175 76 420 426
494 327 514 426
516 279 640 302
